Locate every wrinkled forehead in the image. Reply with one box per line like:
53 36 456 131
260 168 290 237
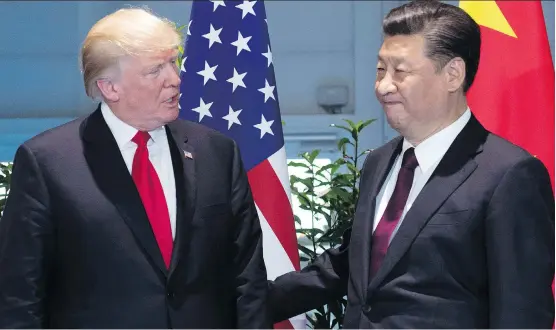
121 48 179 68
378 34 428 64
146 48 179 62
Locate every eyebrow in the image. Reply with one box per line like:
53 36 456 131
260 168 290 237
143 56 179 72
149 63 163 70
377 54 405 62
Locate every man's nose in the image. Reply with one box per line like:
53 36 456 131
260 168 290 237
166 64 181 87
376 73 397 96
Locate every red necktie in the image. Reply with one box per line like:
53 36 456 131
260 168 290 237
370 147 418 278
131 131 173 268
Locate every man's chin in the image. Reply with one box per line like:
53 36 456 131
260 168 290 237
167 107 180 120
385 114 401 130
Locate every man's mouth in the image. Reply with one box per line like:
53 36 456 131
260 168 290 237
165 95 179 103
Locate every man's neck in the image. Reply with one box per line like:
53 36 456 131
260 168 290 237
407 100 468 146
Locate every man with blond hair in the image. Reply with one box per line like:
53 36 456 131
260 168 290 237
0 8 270 328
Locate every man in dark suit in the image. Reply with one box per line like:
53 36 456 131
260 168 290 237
0 8 270 329
269 1 555 328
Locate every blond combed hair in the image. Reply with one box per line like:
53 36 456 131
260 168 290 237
80 7 183 99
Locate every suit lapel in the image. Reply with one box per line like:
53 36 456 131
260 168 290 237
81 106 167 276
367 139 403 211
351 138 402 295
368 115 487 292
165 122 197 279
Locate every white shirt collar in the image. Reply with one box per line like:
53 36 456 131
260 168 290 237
100 102 167 149
401 108 472 173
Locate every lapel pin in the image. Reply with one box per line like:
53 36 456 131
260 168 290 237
183 150 193 159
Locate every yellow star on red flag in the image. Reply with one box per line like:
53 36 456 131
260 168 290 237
459 1 517 38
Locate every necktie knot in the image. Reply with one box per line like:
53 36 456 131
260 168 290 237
132 131 151 148
401 147 418 170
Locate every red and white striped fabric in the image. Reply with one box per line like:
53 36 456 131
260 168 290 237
248 147 303 329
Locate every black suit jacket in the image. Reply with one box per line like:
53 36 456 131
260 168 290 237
0 106 270 328
269 115 555 328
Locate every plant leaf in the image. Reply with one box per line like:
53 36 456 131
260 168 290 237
357 118 376 132
288 161 311 169
330 124 351 133
298 244 316 257
337 137 352 154
306 149 321 163
343 118 356 129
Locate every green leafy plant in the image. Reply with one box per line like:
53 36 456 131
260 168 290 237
289 119 375 329
0 163 13 216
174 23 187 70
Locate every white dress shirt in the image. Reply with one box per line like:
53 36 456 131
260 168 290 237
373 108 472 242
101 103 176 239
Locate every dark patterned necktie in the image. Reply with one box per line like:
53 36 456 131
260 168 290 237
370 147 418 278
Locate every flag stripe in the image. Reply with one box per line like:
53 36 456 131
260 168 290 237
274 319 295 329
256 204 299 329
256 204 296 277
248 159 300 270
268 147 294 207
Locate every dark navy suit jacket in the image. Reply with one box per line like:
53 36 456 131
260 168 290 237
0 105 270 328
269 115 554 328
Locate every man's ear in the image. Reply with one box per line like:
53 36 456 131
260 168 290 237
96 78 120 102
444 57 466 92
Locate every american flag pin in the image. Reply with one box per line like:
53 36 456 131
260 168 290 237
183 151 193 159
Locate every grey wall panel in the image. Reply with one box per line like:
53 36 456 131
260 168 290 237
0 2 80 54
265 1 354 53
274 51 355 115
0 55 86 118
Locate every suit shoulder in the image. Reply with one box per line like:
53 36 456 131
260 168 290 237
21 115 87 153
475 132 553 189
482 133 536 167
170 119 236 148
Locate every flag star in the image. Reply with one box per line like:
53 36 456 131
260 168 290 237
197 61 218 85
262 45 273 67
460 1 517 38
180 56 187 72
258 79 276 102
222 106 243 129
226 68 247 92
253 114 274 138
187 20 192 36
202 24 223 49
178 93 182 110
231 31 252 55
235 0 257 19
192 98 213 122
210 0 226 12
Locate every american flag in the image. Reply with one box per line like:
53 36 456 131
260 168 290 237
179 1 302 328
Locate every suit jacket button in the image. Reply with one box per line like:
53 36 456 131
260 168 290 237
362 305 371 314
167 291 175 299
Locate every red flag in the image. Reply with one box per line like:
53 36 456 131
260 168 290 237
460 1 555 326
460 0 554 187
